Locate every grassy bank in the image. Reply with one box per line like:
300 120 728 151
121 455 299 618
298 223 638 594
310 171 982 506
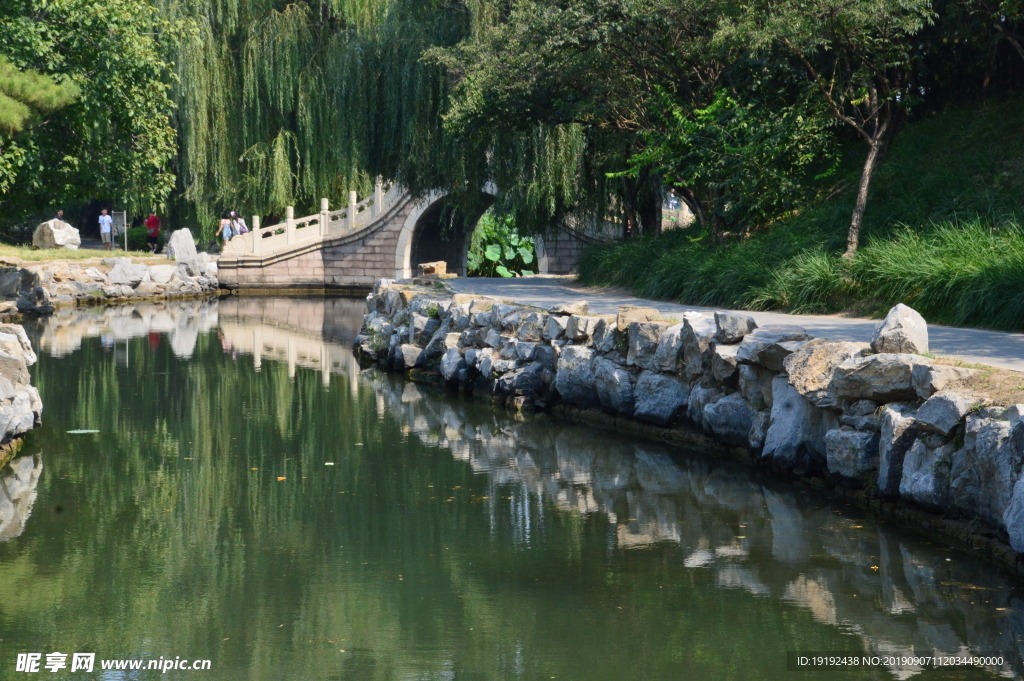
577 97 1024 330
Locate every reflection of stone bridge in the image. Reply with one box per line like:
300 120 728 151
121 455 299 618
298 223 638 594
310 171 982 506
217 183 609 293
217 297 366 388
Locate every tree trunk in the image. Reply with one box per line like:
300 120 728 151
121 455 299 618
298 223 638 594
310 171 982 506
637 185 662 237
844 123 888 258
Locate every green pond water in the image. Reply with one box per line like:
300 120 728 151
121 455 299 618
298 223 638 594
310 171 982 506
0 297 1021 680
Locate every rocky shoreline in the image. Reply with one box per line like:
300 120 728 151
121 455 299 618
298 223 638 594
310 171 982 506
2 255 220 317
355 278 1024 575
0 323 43 463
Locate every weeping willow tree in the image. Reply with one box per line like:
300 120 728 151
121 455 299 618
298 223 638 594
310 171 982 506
160 0 639 241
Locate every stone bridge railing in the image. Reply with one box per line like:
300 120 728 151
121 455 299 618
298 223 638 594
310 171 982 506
221 181 407 261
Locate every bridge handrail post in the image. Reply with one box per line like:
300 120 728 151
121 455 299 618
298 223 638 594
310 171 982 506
252 215 261 255
286 206 295 245
347 191 357 231
319 198 329 237
373 179 383 217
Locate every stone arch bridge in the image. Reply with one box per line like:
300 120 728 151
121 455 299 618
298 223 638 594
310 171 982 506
218 183 606 293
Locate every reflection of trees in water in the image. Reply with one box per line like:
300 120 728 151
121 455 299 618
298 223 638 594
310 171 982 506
0 453 41 541
9 296 1024 680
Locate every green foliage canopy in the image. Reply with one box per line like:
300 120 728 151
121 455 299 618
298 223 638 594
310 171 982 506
0 0 178 225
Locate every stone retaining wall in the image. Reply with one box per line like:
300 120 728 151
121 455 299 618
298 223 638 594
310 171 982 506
355 279 1024 568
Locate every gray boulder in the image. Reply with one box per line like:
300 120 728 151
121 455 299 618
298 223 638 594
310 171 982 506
703 393 754 446
829 353 921 403
783 340 868 408
166 228 198 262
680 314 717 378
738 364 775 411
0 270 21 298
418 318 453 365
872 303 928 354
877 404 919 497
900 439 957 511
736 325 810 372
627 321 669 369
762 376 837 474
394 344 422 370
440 348 466 382
518 312 546 341
825 428 880 482
17 285 53 314
149 265 177 284
616 305 659 331
496 362 551 397
1003 477 1024 552
32 219 80 250
633 371 689 425
482 327 502 348
687 383 724 430
911 363 980 400
714 312 757 344
950 416 1016 529
490 304 520 326
712 343 740 384
592 318 621 353
544 314 569 340
549 301 589 316
916 391 976 436
749 410 771 450
555 345 598 408
566 314 601 342
107 263 150 287
593 358 635 415
654 323 684 373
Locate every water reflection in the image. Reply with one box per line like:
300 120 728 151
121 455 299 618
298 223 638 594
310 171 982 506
364 370 1024 678
36 300 219 358
0 454 41 541
14 296 1024 680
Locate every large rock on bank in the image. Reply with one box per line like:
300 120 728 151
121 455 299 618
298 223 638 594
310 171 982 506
872 303 928 354
166 228 199 262
32 219 80 250
829 353 921 403
633 371 688 426
555 345 597 409
783 340 868 408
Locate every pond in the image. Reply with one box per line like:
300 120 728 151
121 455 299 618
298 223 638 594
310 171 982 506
0 297 1021 680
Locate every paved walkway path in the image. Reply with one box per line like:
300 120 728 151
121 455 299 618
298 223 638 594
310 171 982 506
448 276 1024 373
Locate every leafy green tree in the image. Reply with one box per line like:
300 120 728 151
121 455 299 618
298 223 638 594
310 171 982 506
724 0 935 255
0 0 177 227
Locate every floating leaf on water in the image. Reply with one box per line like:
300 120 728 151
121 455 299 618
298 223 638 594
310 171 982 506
66 429 99 434
324 462 335 466
277 476 286 481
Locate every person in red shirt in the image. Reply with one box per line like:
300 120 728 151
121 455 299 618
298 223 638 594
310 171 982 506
145 210 160 253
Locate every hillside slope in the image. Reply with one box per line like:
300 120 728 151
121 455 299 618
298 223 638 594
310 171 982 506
577 97 1024 330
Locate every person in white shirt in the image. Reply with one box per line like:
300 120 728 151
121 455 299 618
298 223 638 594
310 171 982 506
99 209 113 250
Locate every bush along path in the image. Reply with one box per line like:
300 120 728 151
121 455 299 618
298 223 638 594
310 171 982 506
356 277 1024 574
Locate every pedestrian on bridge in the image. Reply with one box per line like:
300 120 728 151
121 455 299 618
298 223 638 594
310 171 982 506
216 212 233 248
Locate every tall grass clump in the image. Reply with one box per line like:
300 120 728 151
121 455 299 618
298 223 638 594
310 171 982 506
577 97 1024 331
